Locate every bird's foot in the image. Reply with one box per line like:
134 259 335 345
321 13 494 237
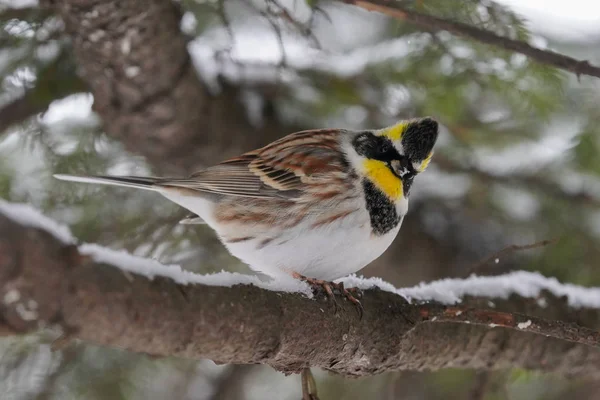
333 281 364 319
292 273 363 318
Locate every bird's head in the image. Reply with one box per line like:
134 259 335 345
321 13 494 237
351 117 439 201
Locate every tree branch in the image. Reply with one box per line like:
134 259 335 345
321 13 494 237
342 0 600 79
2 204 600 378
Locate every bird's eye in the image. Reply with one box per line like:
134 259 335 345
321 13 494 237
378 142 392 155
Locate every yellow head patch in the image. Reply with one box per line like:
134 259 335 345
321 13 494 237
418 151 434 172
362 159 403 200
379 121 408 141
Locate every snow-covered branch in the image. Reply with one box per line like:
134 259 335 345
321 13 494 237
1 201 600 378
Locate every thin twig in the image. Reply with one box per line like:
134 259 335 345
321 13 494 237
468 370 491 400
270 0 323 49
421 305 600 349
265 7 287 68
301 368 320 400
466 238 558 276
343 0 600 79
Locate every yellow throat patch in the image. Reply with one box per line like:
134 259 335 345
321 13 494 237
362 159 403 200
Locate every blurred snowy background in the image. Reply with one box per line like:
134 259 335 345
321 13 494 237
1 0 600 398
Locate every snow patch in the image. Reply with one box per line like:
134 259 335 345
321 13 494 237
339 271 600 309
41 93 97 127
79 243 311 295
0 200 75 244
517 320 532 329
0 200 311 295
0 0 38 8
125 66 141 78
3 289 20 305
537 297 548 308
15 303 38 321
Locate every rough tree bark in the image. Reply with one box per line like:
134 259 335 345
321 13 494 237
1 212 599 379
38 0 297 173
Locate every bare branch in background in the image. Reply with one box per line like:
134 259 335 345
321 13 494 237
2 211 600 378
343 0 600 79
466 238 558 277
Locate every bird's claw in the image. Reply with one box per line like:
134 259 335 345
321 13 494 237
293 273 363 318
333 282 364 319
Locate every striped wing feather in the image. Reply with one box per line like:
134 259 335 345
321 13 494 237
162 129 347 199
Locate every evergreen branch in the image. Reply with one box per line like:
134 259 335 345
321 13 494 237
343 0 600 79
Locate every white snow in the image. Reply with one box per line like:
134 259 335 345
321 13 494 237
41 93 96 127
125 66 141 78
497 0 600 40
188 25 427 89
2 200 600 308
0 0 38 8
537 297 548 308
0 200 75 244
79 243 311 295
517 319 532 329
339 271 600 309
3 289 20 305
0 200 310 295
15 303 38 321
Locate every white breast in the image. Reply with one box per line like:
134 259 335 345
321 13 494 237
222 212 403 281
160 189 407 281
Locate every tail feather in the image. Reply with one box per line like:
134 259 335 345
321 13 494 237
53 174 164 192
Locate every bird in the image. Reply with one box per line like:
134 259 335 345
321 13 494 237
54 117 438 309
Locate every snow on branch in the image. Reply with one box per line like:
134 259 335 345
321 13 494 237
2 200 600 309
2 200 600 377
0 200 311 295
